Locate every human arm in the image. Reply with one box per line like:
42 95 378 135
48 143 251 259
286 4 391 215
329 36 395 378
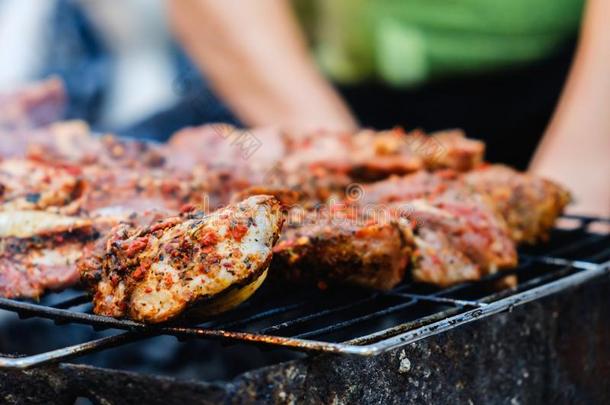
169 0 357 133
529 0 610 216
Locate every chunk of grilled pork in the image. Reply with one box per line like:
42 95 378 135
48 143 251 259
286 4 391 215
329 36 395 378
462 165 571 243
391 193 517 287
270 204 412 291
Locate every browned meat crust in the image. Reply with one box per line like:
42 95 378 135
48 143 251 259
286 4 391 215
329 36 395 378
463 165 571 243
0 159 87 215
270 205 412 290
425 129 485 171
392 193 517 286
410 227 480 287
164 125 485 188
360 170 457 205
361 166 570 245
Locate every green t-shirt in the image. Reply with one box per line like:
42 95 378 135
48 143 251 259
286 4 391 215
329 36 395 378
295 0 583 87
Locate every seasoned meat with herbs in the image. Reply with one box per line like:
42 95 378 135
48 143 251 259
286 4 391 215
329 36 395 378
79 196 283 323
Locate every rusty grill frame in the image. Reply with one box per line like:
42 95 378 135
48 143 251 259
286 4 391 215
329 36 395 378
0 215 608 370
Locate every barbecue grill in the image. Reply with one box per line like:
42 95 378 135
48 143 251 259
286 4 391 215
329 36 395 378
1 214 608 403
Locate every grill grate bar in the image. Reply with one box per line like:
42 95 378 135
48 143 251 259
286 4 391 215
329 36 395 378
523 256 602 270
343 260 609 353
208 300 310 330
251 294 382 335
0 333 144 370
291 299 418 340
211 283 415 332
388 292 488 308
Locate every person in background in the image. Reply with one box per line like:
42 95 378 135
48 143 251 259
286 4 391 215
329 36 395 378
0 1 606 216
170 0 608 216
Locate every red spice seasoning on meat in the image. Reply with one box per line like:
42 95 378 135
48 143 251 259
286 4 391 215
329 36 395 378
198 229 219 246
230 224 248 242
123 237 149 257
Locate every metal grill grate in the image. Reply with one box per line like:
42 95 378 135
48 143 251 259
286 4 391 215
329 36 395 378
0 215 608 369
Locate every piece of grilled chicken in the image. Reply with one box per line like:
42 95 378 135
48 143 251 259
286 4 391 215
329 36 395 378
79 196 283 323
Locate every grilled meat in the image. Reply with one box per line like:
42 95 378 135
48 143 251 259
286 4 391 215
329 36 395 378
79 196 283 323
167 124 284 181
409 227 480 287
424 129 485 171
431 190 517 272
270 204 412 290
392 194 516 286
0 84 570 300
463 165 571 243
360 166 570 244
79 164 215 217
0 211 92 239
269 182 516 289
359 170 456 205
0 121 90 161
348 129 426 181
0 211 96 298
347 128 484 181
25 124 166 170
0 241 86 299
0 119 166 172
165 124 485 189
0 158 86 214
0 77 66 130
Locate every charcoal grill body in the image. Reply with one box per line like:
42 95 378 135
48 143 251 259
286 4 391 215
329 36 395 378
2 276 608 405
